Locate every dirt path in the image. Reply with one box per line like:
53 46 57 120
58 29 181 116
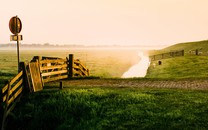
47 78 208 90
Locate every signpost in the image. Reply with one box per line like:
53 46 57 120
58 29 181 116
9 16 23 72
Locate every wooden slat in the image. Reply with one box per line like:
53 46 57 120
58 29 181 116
74 60 80 64
73 65 88 76
79 62 87 71
6 93 22 116
29 62 43 92
41 70 68 77
2 79 23 102
42 56 62 60
40 64 67 71
40 59 66 64
7 87 23 106
73 65 80 69
10 71 23 84
43 75 68 83
81 69 88 76
2 71 23 94
2 84 8 95
2 94 6 103
73 70 84 77
9 79 23 95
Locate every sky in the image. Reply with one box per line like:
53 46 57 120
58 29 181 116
0 0 208 46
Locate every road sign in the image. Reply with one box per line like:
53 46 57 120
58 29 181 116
10 35 23 41
9 16 22 34
9 16 23 72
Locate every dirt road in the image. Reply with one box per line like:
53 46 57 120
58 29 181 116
46 78 208 90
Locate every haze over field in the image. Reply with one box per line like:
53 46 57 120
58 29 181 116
0 0 208 46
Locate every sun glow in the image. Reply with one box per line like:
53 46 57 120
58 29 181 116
122 52 150 78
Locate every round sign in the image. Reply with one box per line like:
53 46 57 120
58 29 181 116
9 16 22 34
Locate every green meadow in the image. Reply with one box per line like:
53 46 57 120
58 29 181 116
146 56 208 79
0 48 139 78
2 40 208 129
7 86 208 130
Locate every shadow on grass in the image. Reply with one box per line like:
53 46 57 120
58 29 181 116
5 87 208 130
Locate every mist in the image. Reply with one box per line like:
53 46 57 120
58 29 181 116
122 52 150 78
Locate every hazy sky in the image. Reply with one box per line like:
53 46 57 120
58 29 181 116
0 0 208 46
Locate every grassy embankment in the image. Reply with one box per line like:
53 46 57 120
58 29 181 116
146 40 208 79
3 40 208 129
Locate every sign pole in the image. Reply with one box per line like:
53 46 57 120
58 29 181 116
9 15 23 73
16 16 20 72
17 34 20 72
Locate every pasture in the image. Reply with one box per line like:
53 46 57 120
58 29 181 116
1 42 208 129
6 82 208 130
0 48 141 78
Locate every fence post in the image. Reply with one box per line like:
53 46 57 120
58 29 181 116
20 62 32 93
68 54 74 78
59 81 63 89
196 49 198 55
87 69 90 76
182 50 184 56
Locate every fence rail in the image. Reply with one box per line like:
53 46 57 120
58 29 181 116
0 54 89 129
149 50 184 61
1 70 24 130
74 59 89 77
38 58 68 83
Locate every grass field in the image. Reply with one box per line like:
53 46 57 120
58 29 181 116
146 40 208 79
0 48 140 78
146 56 208 78
8 85 208 129
2 40 208 129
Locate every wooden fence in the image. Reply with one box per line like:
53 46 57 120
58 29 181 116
149 50 184 61
0 54 89 130
0 62 30 130
32 54 89 84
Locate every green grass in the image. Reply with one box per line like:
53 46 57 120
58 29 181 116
146 40 208 78
146 56 208 78
148 40 208 55
0 49 139 78
2 41 208 129
7 86 208 130
164 40 208 53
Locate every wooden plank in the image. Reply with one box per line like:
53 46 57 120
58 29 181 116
10 71 23 85
29 62 43 92
40 59 66 64
6 93 22 116
74 60 80 64
2 84 8 94
80 69 88 76
40 64 67 71
2 79 23 102
2 94 6 103
41 70 68 77
2 71 23 94
9 79 23 95
43 75 68 83
74 63 88 76
1 80 11 130
7 87 23 106
73 65 80 69
79 62 87 71
20 62 32 93
42 56 62 60
73 70 84 77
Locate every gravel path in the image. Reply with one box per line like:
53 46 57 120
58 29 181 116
48 78 208 90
